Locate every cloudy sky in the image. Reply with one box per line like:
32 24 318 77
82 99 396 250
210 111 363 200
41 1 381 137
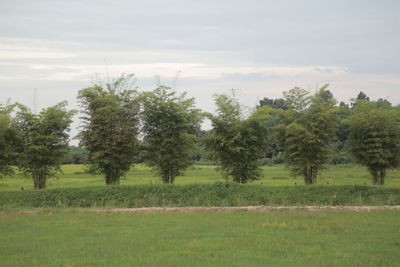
1 0 399 136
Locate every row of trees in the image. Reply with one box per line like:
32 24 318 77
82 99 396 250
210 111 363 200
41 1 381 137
1 75 400 188
255 88 400 185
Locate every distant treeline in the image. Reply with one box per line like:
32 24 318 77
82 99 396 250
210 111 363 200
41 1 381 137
1 74 399 189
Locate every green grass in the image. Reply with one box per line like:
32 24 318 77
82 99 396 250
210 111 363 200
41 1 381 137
1 163 400 191
2 184 400 209
1 210 399 266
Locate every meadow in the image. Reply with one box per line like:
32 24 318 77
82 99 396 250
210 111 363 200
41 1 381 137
1 164 400 266
1 210 399 266
1 163 400 191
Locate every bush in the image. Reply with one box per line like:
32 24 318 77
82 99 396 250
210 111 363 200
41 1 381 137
1 184 399 209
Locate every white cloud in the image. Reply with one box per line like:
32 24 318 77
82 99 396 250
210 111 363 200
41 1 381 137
0 37 79 59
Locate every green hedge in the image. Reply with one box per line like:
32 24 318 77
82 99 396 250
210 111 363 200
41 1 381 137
1 183 400 208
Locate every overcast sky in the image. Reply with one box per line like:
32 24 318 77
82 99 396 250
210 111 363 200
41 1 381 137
1 0 399 137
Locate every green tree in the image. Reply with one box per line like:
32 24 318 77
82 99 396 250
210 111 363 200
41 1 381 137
348 101 400 185
351 91 370 108
279 85 339 184
63 145 88 164
331 102 352 164
258 97 288 110
78 75 141 185
0 103 19 177
206 94 269 183
252 105 283 160
15 102 74 189
283 87 311 111
141 86 203 183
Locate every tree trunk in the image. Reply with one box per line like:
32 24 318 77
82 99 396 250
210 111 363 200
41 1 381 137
370 168 385 185
105 172 120 185
32 167 47 189
105 177 119 185
371 169 385 185
304 166 317 185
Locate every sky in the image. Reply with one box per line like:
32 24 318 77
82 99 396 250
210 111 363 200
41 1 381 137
1 0 400 138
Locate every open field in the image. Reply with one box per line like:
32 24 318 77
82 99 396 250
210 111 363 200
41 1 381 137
1 164 400 191
1 210 399 266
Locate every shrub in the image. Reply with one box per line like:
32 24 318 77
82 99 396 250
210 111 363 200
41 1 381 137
1 184 399 209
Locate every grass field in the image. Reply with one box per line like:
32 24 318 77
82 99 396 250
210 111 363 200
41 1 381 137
1 210 399 266
1 163 400 191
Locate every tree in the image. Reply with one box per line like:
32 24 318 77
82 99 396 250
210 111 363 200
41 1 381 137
356 91 370 101
0 103 19 177
63 145 88 164
351 91 370 108
15 102 74 189
279 85 339 184
376 98 392 108
191 129 211 162
252 105 284 159
331 102 352 164
348 101 400 185
78 74 141 185
258 97 288 110
141 86 203 183
206 94 269 183
283 87 311 111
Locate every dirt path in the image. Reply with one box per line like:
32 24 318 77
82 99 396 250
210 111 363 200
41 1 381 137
2 205 400 215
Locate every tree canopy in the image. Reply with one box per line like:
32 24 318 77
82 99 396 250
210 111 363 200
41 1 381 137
15 102 74 189
348 101 400 185
78 74 141 185
206 94 269 183
141 86 203 183
0 103 19 177
278 85 339 184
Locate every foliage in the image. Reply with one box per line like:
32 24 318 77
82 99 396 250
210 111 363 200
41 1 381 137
1 183 400 208
348 101 400 185
279 85 339 184
141 86 203 183
282 87 311 111
206 94 269 183
63 145 88 164
191 129 211 161
15 102 74 189
351 91 370 108
258 97 288 110
0 103 19 177
336 103 351 152
251 105 285 159
78 74 141 185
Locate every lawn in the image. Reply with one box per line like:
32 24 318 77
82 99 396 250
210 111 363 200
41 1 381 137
1 164 400 191
1 210 399 266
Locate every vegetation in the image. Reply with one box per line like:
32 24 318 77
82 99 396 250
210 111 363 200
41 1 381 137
77 74 141 185
14 102 74 189
0 103 18 177
206 94 269 183
1 81 400 187
62 145 87 164
1 163 400 191
279 86 339 184
1 182 400 208
348 100 400 185
1 210 400 266
141 86 203 183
